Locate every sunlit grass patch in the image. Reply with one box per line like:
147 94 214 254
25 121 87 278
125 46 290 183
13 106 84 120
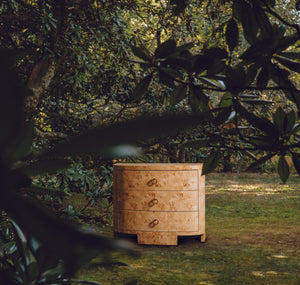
75 173 300 285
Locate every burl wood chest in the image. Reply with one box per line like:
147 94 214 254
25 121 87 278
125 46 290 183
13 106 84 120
113 163 205 245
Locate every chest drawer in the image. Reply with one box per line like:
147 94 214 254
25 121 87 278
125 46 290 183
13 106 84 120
115 210 199 232
114 190 199 211
114 170 198 191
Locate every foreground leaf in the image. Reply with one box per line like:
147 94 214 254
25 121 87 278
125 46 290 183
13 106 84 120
38 114 208 159
278 156 289 183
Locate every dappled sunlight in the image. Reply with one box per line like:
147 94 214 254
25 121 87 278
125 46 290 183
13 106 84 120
206 173 300 196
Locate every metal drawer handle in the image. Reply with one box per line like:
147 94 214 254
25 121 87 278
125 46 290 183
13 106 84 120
149 219 159 228
147 178 158 186
148 198 158 207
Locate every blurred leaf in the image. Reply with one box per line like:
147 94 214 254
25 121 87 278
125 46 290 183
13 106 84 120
256 67 269 88
241 3 258 43
0 55 26 151
219 92 233 108
5 123 34 162
272 107 286 134
130 74 152 102
234 100 278 137
202 150 222 175
254 5 274 38
189 85 209 112
246 153 275 171
292 153 300 175
274 56 300 73
170 0 187 15
275 34 299 52
38 114 209 159
203 47 228 58
6 198 135 275
169 84 187 106
130 45 151 62
198 77 224 89
214 108 233 126
3 241 18 255
278 156 289 183
240 38 274 61
19 158 72 176
155 39 176 58
286 110 296 133
226 18 239 51
225 66 246 89
277 51 300 60
25 185 68 198
245 64 259 85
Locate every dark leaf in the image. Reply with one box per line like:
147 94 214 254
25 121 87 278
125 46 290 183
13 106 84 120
296 0 300 10
275 34 299 52
225 66 246 89
292 153 300 175
158 69 175 88
130 74 152 102
274 56 300 73
155 39 177 58
18 158 72 176
278 155 289 183
169 84 187 106
246 135 275 147
240 38 275 61
202 150 222 175
6 198 136 275
203 47 228 58
0 55 26 151
241 3 258 43
214 108 233 126
277 51 300 60
5 123 34 162
25 185 68 198
241 99 273 105
254 6 274 38
219 92 233 108
198 77 224 89
246 153 275 170
38 114 209 158
130 45 151 62
234 100 278 137
256 67 269 88
245 64 259 85
226 18 239 51
273 107 286 134
189 85 209 112
285 110 296 134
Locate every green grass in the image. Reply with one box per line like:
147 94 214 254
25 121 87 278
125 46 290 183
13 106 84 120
75 173 300 285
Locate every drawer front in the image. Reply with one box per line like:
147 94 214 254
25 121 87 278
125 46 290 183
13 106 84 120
115 210 198 232
115 190 198 211
115 170 198 191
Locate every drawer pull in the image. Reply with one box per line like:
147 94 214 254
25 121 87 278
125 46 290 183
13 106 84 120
147 178 158 186
148 198 159 207
149 219 159 228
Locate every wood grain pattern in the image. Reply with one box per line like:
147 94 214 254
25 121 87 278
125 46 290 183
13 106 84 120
115 210 199 232
113 163 205 245
114 190 198 211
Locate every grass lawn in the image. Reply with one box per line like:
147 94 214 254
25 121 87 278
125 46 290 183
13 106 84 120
75 173 300 285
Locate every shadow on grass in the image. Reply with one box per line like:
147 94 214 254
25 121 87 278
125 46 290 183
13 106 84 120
76 173 300 285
